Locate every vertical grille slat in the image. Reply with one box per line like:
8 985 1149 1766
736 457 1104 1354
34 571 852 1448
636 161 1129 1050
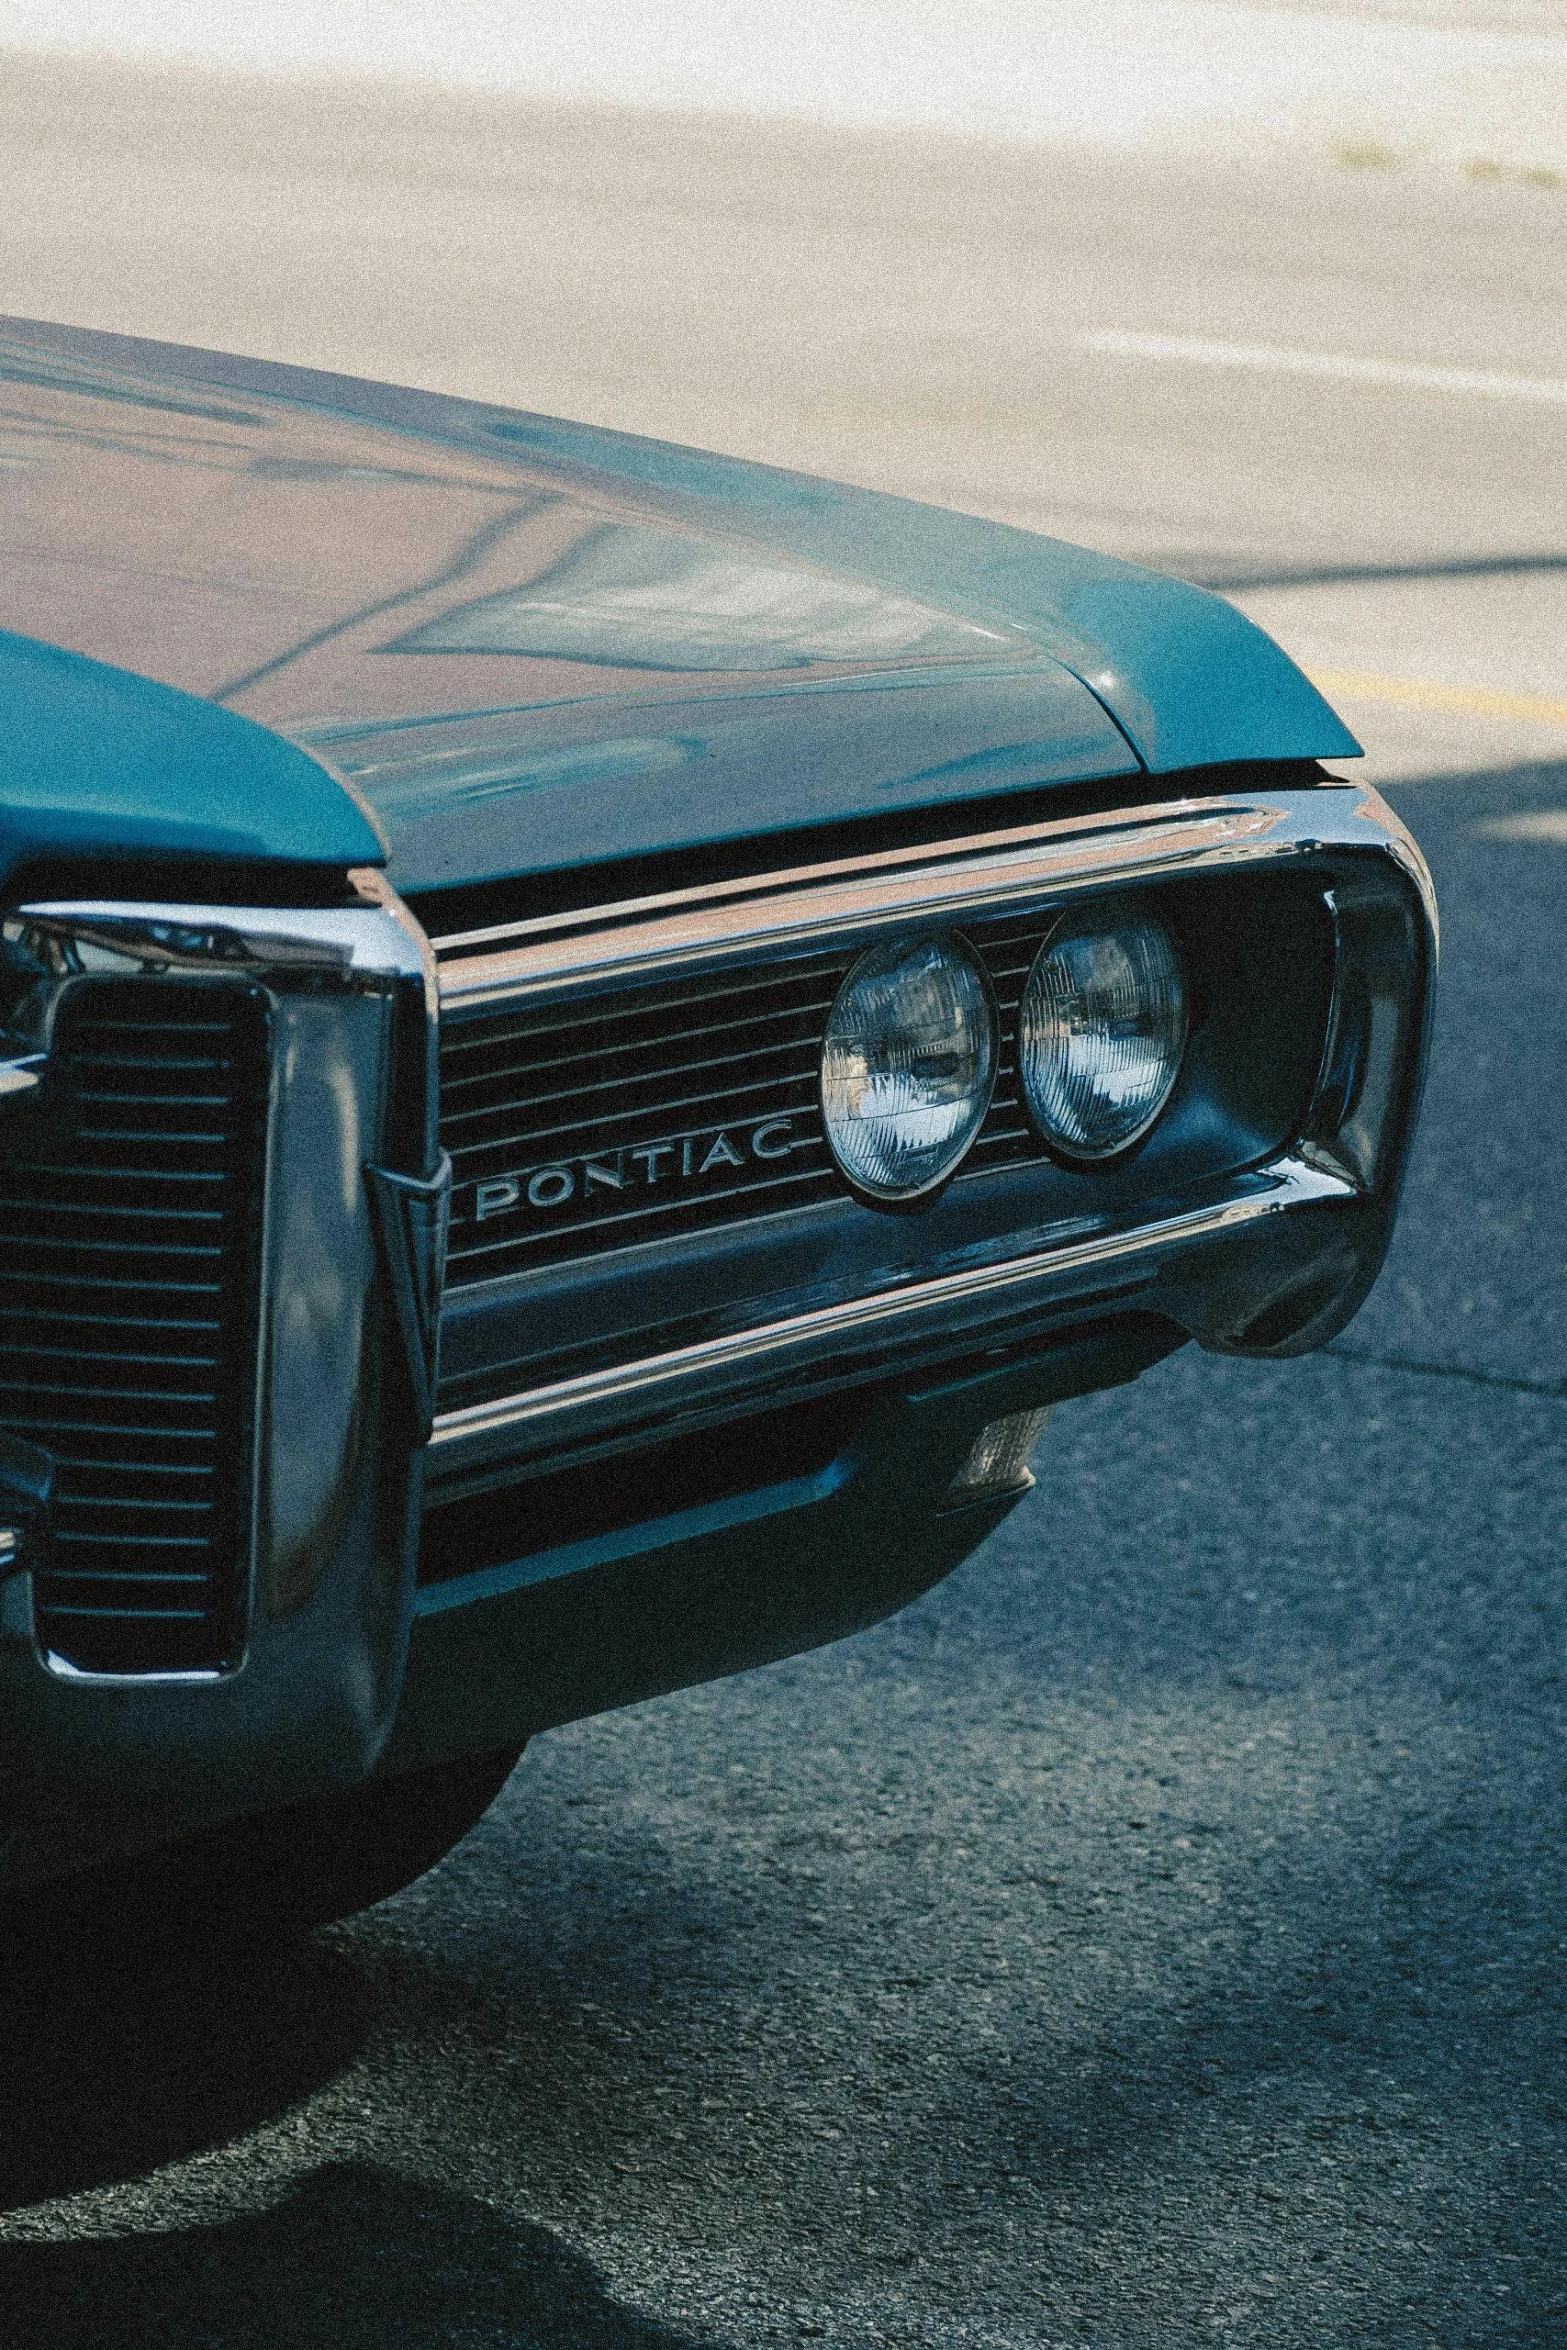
438 916 1057 1285
0 979 270 1675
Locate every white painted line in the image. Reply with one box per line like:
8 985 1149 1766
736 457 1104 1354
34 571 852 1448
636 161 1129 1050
1474 811 1567 844
1081 330 1567 406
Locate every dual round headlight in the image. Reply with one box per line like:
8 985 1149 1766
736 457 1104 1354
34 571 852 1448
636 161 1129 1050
1017 907 1189 1162
819 932 995 1200
820 906 1187 1200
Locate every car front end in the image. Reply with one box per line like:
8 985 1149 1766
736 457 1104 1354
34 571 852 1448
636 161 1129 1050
0 320 1434 1903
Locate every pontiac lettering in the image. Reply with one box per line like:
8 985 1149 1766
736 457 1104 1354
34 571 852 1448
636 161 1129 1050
472 1117 802 1220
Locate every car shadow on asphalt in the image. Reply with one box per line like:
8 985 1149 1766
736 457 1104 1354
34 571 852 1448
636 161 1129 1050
0 1941 370 2209
0 2160 702 2350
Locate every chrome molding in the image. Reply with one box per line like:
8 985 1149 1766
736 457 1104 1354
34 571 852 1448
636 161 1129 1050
428 1154 1358 1480
5 869 430 996
42 1652 226 1689
432 782 1437 1013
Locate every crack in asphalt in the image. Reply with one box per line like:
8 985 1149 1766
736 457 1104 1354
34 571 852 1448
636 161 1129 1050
1326 1340 1567 1398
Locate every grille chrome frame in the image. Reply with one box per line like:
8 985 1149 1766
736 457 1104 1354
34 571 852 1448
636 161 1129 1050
433 782 1435 1294
0 881 444 1882
431 786 1434 1013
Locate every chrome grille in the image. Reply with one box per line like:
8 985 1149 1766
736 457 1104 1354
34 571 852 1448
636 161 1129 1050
442 954 850 1283
440 915 1056 1286
0 979 270 1675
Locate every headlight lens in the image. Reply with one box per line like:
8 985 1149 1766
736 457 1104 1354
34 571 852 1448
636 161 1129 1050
821 932 995 1199
1018 908 1187 1160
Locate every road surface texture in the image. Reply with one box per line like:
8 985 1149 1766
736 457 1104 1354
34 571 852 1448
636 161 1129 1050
1 31 1565 2349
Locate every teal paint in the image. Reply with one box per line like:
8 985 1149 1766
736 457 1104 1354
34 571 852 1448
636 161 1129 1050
0 630 385 887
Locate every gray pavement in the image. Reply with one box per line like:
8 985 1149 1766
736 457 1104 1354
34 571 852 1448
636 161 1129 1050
1 54 1565 2348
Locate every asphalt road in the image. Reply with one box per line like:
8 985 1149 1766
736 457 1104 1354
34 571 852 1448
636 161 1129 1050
2 51 1566 2350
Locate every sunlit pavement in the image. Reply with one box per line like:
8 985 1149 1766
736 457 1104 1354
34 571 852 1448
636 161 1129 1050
1 39 1564 2348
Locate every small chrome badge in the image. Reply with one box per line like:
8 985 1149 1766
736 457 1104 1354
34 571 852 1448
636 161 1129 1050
474 1116 800 1222
366 1153 453 1438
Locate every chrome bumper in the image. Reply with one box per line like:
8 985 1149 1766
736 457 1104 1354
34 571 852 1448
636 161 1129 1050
427 1154 1359 1486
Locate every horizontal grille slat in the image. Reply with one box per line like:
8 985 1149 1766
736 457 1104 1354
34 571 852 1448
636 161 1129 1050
22 1169 229 1191
438 914 1057 1284
0 1230 223 1255
0 1378 218 1405
453 1075 823 1171
453 960 843 1047
0 977 270 1675
75 1084 235 1102
0 1344 220 1371
54 1529 213 1552
0 1311 224 1335
48 1577 214 1592
0 1271 224 1297
70 1016 241 1035
6 1206 226 1232
73 1055 235 1073
441 1008 838 1104
76 1127 233 1148
442 1036 826 1129
18 1417 218 1444
61 1491 214 1513
67 1451 216 1473
44 1605 210 1623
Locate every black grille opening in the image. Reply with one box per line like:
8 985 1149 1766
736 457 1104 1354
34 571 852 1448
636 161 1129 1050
0 979 270 1675
420 1387 871 1588
438 916 1059 1287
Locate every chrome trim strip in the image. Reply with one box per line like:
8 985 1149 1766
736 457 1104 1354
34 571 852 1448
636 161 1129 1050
7 875 429 990
427 1154 1356 1477
43 1653 226 1688
433 784 1436 1013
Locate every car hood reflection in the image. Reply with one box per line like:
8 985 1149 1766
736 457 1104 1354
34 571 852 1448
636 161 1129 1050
386 521 1018 674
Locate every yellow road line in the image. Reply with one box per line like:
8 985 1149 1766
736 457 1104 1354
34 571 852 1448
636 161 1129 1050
1308 668 1567 727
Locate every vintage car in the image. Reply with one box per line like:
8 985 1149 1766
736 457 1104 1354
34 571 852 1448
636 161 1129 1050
0 318 1434 1950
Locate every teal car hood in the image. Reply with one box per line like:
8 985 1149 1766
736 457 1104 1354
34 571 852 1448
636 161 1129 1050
0 319 1357 899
